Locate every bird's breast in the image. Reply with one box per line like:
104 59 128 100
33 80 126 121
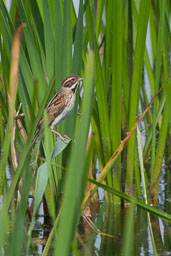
51 93 76 127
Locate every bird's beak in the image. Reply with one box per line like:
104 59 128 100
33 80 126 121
78 77 84 82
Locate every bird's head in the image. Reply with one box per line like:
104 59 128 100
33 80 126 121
61 75 83 93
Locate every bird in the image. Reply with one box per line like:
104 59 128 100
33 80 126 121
30 75 83 148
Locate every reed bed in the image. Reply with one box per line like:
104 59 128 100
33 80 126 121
0 0 171 255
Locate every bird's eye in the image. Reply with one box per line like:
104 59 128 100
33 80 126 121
71 78 75 82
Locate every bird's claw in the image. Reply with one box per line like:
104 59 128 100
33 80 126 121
63 134 70 140
50 128 70 144
56 134 70 144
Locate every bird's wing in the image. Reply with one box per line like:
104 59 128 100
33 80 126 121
46 89 66 126
31 89 65 145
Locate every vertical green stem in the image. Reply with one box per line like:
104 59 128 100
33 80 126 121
151 0 166 172
110 0 123 202
125 0 150 194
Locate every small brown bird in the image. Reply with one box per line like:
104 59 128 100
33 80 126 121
31 75 83 147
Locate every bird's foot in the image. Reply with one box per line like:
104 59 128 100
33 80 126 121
50 129 70 144
62 134 70 140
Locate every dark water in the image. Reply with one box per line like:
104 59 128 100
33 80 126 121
29 161 171 256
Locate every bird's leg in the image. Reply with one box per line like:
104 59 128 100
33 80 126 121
50 128 70 143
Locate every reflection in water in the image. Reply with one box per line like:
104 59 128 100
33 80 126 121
29 164 171 255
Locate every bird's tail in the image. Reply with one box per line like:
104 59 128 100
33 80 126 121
27 128 41 153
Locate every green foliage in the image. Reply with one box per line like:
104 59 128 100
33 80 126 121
0 0 170 255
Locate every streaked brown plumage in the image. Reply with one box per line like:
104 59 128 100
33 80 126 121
31 75 83 147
